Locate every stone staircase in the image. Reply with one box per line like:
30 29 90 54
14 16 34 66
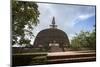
47 51 96 64
12 51 96 66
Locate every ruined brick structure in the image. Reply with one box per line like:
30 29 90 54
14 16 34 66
33 17 70 52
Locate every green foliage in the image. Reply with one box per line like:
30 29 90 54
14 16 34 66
71 26 96 50
12 0 40 46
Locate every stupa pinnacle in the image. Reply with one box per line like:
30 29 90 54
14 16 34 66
50 17 57 28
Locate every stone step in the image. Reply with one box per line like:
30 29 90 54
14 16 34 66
47 52 96 64
47 53 96 60
47 56 96 64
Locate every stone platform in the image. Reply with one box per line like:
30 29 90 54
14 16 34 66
47 51 96 64
12 50 96 66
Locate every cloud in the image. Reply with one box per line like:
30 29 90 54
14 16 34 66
71 13 95 26
78 14 95 20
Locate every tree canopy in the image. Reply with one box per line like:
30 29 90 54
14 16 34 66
12 0 40 46
70 25 96 50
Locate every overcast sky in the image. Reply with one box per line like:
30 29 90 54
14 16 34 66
32 3 95 43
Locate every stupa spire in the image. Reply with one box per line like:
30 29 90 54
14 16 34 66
50 17 57 28
52 17 55 25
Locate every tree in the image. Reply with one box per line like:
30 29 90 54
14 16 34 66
12 0 40 46
86 25 96 49
71 31 90 50
71 25 96 50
